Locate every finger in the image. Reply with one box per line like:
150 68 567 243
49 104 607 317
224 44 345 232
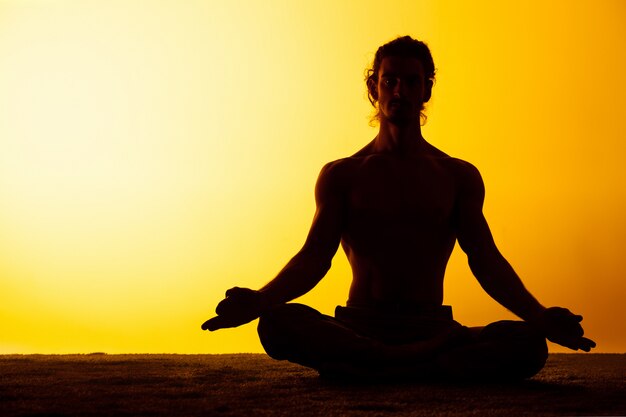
579 337 596 351
225 287 241 297
549 335 581 351
563 341 580 351
586 337 596 348
201 316 218 331
201 315 231 331
558 308 582 322
570 337 595 352
552 307 570 315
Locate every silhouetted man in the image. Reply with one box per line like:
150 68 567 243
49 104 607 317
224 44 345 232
202 36 595 380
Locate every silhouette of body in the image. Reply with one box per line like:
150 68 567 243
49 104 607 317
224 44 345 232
202 37 595 380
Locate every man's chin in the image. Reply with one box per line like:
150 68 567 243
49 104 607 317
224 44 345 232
386 114 416 127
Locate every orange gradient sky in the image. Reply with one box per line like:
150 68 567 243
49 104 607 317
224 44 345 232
1 0 624 354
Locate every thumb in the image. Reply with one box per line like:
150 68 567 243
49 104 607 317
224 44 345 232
225 287 244 297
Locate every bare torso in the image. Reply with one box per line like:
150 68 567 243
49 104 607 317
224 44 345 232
331 142 468 307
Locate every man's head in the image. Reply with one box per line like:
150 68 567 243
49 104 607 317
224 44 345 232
366 36 436 125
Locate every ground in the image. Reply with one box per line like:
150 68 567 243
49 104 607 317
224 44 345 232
0 353 624 417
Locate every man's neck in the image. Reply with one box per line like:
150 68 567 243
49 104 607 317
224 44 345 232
373 118 426 155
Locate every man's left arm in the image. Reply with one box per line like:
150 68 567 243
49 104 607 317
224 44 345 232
453 161 595 352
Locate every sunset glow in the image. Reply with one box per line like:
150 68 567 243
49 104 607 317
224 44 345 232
1 0 624 353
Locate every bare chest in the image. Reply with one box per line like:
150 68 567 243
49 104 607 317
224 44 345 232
347 159 457 226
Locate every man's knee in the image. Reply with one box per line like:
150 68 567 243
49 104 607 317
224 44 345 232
258 303 319 336
257 303 320 361
482 320 548 355
482 320 548 378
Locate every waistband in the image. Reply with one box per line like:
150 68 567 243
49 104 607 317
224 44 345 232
342 301 453 319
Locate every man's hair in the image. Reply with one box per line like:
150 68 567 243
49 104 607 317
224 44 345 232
366 36 436 124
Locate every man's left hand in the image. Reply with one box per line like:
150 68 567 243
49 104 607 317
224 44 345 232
534 307 596 352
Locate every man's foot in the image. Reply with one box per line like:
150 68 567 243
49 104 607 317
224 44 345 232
317 325 473 380
394 324 473 362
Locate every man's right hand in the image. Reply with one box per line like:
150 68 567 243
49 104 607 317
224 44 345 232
201 287 265 331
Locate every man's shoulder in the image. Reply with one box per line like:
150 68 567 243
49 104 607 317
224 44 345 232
315 158 357 192
436 157 485 197
438 155 480 175
428 155 484 195
319 156 365 175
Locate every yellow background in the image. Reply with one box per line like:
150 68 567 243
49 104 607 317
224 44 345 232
1 0 624 354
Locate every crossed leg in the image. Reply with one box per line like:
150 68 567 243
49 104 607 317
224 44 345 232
257 303 548 381
435 320 548 380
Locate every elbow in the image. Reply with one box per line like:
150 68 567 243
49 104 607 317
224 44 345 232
466 242 504 272
467 251 487 276
299 244 334 275
309 256 332 284
289 250 332 290
467 252 497 285
320 256 332 274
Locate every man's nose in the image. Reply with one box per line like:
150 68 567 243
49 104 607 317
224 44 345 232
392 78 405 97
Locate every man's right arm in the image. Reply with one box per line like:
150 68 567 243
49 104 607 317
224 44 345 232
202 161 346 331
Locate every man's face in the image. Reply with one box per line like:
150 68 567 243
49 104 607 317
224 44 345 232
374 56 432 126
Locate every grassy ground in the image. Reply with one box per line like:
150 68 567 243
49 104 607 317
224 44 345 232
0 353 624 417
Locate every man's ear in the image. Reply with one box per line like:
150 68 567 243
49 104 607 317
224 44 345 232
423 79 433 103
367 77 378 101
